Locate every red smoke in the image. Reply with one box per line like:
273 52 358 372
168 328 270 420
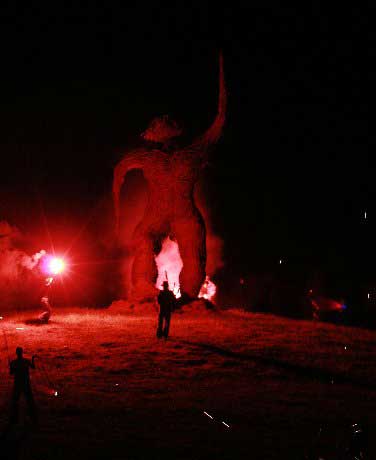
0 221 47 311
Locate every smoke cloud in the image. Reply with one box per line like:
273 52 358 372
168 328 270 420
0 220 45 311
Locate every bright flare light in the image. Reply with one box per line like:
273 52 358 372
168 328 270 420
41 254 67 276
48 257 65 275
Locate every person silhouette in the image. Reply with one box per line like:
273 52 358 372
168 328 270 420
9 347 37 423
157 281 176 339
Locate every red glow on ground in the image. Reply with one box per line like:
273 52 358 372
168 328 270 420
0 308 372 458
154 237 183 298
198 276 216 302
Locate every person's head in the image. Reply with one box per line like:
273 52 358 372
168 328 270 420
162 281 169 291
141 115 183 144
16 347 23 358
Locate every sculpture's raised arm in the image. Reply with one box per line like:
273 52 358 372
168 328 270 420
113 150 148 235
186 52 226 152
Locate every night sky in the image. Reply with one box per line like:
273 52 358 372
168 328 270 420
0 5 375 299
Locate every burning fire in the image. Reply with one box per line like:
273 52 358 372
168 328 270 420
155 237 183 298
155 236 217 301
198 276 216 301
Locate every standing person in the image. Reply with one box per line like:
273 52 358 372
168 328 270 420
157 281 176 339
9 347 37 424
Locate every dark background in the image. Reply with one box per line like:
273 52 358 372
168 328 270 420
0 5 375 310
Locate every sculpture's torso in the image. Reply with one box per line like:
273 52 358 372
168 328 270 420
137 148 202 222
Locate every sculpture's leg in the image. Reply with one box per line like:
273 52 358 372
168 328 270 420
131 224 159 300
172 214 206 299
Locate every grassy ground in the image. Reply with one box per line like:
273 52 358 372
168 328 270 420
0 304 375 459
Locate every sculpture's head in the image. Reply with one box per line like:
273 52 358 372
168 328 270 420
141 115 183 143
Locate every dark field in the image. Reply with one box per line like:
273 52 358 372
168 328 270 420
0 304 375 459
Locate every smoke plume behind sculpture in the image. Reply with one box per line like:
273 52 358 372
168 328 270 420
113 53 226 301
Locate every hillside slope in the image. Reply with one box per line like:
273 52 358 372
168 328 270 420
0 305 375 459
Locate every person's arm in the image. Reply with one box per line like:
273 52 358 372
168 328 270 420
157 294 163 313
9 361 14 376
30 355 36 369
182 53 226 157
113 150 148 236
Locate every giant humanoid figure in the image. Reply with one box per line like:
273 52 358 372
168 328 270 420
113 54 226 300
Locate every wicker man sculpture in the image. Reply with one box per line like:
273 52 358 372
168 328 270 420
113 54 226 301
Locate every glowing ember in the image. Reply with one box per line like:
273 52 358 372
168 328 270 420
155 237 183 298
198 276 216 302
45 277 54 287
309 296 346 312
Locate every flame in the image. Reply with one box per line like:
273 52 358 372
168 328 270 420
198 276 216 302
155 237 183 298
154 237 217 301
